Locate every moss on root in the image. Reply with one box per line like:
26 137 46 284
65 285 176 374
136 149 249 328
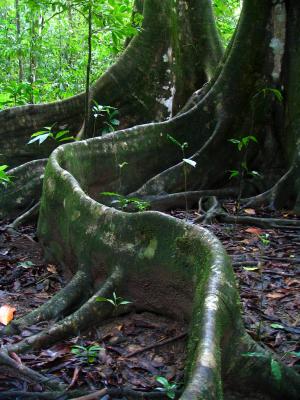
7 134 291 400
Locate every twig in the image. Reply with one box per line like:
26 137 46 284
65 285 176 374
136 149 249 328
0 350 65 391
125 331 187 358
7 201 40 231
70 388 179 400
0 388 180 400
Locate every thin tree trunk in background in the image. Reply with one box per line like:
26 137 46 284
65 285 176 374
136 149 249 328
15 0 23 82
83 4 93 137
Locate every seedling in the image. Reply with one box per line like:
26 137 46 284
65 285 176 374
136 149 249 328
228 135 260 212
71 344 102 364
0 165 12 185
101 192 150 211
167 134 197 218
17 261 35 269
258 233 270 246
92 101 120 135
156 376 177 399
96 291 132 311
118 162 128 191
28 125 75 145
253 87 283 103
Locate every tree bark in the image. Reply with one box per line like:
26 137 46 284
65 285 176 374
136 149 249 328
0 0 222 167
0 1 300 398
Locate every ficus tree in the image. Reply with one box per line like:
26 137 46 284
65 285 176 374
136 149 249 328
0 1 300 399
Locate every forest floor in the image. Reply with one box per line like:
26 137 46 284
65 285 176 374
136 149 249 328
0 203 299 399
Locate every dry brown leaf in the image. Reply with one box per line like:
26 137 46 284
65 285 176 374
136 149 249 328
0 304 16 325
244 208 256 215
47 264 57 274
266 292 287 300
245 227 263 235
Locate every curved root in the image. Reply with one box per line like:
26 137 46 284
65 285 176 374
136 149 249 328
0 159 47 219
0 350 66 391
147 188 238 212
6 266 125 353
2 270 92 336
7 201 40 232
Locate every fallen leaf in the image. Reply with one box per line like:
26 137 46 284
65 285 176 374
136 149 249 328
0 304 16 325
47 264 57 274
266 292 287 300
244 208 256 215
245 227 263 235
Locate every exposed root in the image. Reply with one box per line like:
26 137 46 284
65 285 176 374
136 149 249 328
147 188 238 212
218 213 300 229
2 270 93 336
194 195 220 223
0 388 170 400
192 196 300 229
125 331 187 358
0 159 47 220
7 201 40 232
241 166 296 210
227 334 300 400
5 266 126 353
133 119 225 196
0 350 65 391
69 388 174 400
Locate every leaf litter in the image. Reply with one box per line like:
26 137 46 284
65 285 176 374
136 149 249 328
0 204 299 397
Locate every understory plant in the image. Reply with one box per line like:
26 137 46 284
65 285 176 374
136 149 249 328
71 344 103 364
167 134 197 218
156 376 177 399
96 291 132 313
0 165 12 186
28 125 75 145
92 101 120 135
228 135 259 211
101 192 150 211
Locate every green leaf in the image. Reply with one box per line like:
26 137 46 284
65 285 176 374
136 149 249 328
29 130 49 138
270 323 284 330
167 134 182 149
288 351 300 357
183 158 197 168
101 192 121 197
166 391 176 399
229 170 239 179
248 135 258 143
17 261 35 269
28 133 51 145
243 266 259 271
271 359 282 382
55 130 70 139
156 376 169 387
96 296 109 302
228 139 240 145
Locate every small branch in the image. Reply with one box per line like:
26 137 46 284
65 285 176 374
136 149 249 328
70 388 179 400
0 351 65 391
147 188 237 212
7 201 40 231
125 331 187 358
219 213 300 229
0 387 182 400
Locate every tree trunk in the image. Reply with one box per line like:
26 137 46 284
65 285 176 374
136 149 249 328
0 0 299 398
15 0 24 83
0 0 222 167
